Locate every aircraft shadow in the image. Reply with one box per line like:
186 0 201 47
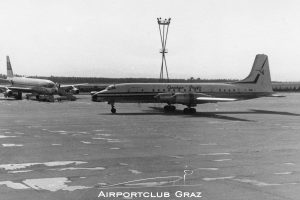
99 107 300 122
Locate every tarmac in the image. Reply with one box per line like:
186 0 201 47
0 93 299 200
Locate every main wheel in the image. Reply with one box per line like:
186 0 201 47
164 105 170 112
170 105 176 112
111 108 116 114
190 108 196 114
183 108 189 114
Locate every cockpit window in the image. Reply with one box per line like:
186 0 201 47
106 85 116 91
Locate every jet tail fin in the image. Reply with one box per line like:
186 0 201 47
6 56 13 78
235 54 273 92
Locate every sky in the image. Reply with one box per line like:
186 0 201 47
0 0 300 81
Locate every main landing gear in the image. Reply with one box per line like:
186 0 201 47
183 107 196 114
163 105 176 112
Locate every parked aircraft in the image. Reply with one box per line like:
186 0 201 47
92 54 276 114
0 56 84 101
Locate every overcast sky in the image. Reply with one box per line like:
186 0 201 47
0 0 299 81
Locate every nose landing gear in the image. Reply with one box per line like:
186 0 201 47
110 102 116 114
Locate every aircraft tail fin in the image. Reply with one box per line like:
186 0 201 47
6 56 13 78
235 54 273 92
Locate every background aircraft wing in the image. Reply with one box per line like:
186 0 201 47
59 83 88 90
267 94 285 98
196 96 237 103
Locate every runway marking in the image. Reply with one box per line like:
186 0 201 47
8 170 33 174
213 159 232 162
203 176 235 181
198 143 218 146
283 162 295 165
0 135 18 139
198 153 231 156
52 167 105 171
51 144 62 146
95 133 112 136
99 176 183 189
49 130 67 133
0 181 30 189
23 177 91 191
194 168 219 171
129 169 142 174
81 141 91 144
119 163 128 166
170 155 184 159
110 147 120 150
0 161 87 170
233 178 281 186
274 172 292 175
78 131 90 134
2 144 23 147
92 137 123 143
93 129 105 132
14 132 24 135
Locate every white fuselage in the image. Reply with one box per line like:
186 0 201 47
8 76 57 95
93 82 273 104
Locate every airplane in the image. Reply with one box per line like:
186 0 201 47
92 54 276 114
0 56 85 101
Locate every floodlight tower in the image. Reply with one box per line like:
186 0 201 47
157 17 171 81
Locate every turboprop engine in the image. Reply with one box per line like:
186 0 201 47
172 93 196 106
154 93 174 103
155 92 210 106
70 86 79 94
4 89 13 97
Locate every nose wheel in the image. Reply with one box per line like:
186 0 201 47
110 103 116 114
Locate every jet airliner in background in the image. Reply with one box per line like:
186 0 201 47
92 54 276 114
0 56 85 101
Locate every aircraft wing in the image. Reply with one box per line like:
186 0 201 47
196 96 237 103
0 85 33 93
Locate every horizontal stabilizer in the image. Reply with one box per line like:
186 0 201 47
0 78 10 83
196 97 237 103
1 86 33 93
